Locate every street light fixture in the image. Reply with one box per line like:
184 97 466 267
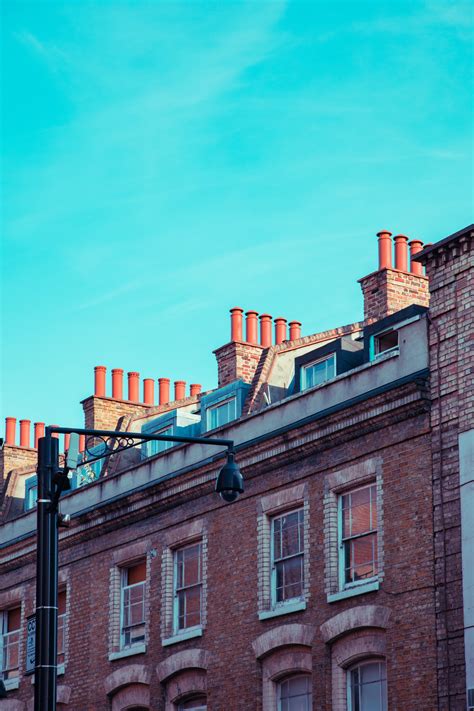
34 425 242 711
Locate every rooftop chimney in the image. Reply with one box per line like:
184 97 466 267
274 318 287 345
394 235 409 272
34 422 45 449
5 417 16 446
159 378 170 405
289 321 302 341
245 311 259 344
112 369 124 400
19 420 31 448
409 240 424 276
174 380 186 401
359 230 430 322
143 378 154 405
128 372 140 402
214 307 265 388
259 314 272 348
190 383 201 396
230 307 244 341
94 366 107 397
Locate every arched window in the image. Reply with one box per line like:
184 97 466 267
347 660 387 711
177 696 207 710
277 675 312 710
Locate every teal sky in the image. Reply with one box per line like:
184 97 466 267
1 0 472 434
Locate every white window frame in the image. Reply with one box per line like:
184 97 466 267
270 508 305 608
120 565 146 650
372 328 399 359
347 659 387 711
0 609 21 681
338 483 378 591
301 353 336 390
206 397 237 430
173 541 203 635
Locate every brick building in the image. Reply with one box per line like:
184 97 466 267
0 226 472 711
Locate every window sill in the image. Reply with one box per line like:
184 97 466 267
258 600 307 620
108 643 147 661
3 677 20 691
327 580 379 603
31 665 64 685
162 627 203 647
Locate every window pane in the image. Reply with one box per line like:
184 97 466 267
179 696 207 710
127 561 146 585
345 533 377 582
7 608 21 632
279 675 312 710
276 556 304 602
375 330 398 354
349 662 387 711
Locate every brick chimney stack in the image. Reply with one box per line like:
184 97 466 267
214 307 265 388
359 230 430 323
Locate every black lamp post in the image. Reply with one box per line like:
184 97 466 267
34 426 242 711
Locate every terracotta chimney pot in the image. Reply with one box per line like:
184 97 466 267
34 422 45 449
159 378 170 405
5 417 16 446
245 310 259 344
143 378 154 405
174 380 186 401
259 314 272 347
230 307 244 342
190 383 201 396
94 365 107 397
112 369 124 400
19 419 31 448
289 321 302 340
394 235 409 272
409 239 424 275
274 317 287 345
128 372 140 402
377 230 393 270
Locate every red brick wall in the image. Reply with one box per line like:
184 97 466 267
422 233 473 711
213 341 264 388
1 382 439 710
359 268 429 322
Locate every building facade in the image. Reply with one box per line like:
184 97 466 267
0 226 472 711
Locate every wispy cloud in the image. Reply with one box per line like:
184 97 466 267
15 29 69 67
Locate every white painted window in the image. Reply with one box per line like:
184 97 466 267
278 674 312 710
174 542 202 632
178 696 207 710
0 607 21 680
339 484 378 588
148 425 174 456
120 561 146 649
207 397 237 430
57 590 66 665
348 660 387 711
271 509 304 605
301 354 335 390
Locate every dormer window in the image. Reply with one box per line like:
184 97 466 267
374 329 398 357
301 354 335 390
149 425 174 456
207 397 237 430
